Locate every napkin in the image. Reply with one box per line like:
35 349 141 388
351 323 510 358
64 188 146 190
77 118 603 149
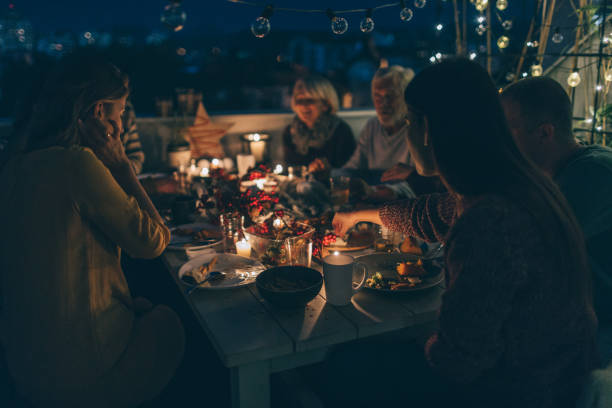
186 102 234 158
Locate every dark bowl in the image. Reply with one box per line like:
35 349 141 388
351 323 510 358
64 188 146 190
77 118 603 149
255 266 323 308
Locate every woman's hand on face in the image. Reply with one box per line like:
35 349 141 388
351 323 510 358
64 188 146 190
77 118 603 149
79 117 129 172
381 163 414 182
332 212 356 237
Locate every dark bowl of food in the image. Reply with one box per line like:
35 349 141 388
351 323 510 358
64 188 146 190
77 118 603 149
255 266 323 308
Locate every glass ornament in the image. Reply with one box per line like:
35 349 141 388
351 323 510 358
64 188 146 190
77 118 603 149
552 29 564 44
360 17 375 33
331 17 348 35
497 35 510 49
567 71 581 88
400 8 414 21
251 16 271 38
161 1 186 32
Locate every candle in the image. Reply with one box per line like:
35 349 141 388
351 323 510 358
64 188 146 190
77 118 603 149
236 238 251 258
250 140 266 163
273 218 283 230
288 166 294 180
211 158 223 169
200 167 210 177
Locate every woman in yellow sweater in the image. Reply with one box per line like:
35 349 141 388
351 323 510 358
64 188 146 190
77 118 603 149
0 55 184 407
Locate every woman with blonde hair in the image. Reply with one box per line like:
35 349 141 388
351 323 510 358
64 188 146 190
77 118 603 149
283 75 355 170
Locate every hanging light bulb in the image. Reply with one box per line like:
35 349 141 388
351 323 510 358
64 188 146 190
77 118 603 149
530 64 543 76
605 69 612 82
475 0 488 12
497 35 510 49
567 71 581 87
327 9 348 35
251 5 273 38
476 24 486 35
360 8 375 33
496 0 508 10
552 27 564 44
502 20 513 30
399 0 414 21
414 0 427 9
161 0 187 32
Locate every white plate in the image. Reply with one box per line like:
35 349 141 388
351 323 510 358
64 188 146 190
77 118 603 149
168 222 222 250
357 253 444 293
178 253 265 291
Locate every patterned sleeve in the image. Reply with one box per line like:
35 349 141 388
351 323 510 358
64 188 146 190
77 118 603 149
378 192 458 243
121 101 145 174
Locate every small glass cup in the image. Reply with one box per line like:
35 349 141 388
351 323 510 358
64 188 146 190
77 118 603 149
330 176 350 207
285 235 313 267
375 226 399 253
220 212 244 253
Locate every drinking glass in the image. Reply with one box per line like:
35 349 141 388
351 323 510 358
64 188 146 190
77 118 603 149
330 176 350 206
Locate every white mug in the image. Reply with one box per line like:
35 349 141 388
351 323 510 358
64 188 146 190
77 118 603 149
322 253 367 306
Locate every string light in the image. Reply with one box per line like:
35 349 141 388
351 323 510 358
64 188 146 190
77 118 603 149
251 4 273 38
596 84 603 92
567 70 581 87
552 27 564 44
476 24 486 35
505 72 515 81
475 0 488 12
161 0 186 32
360 8 375 33
429 56 436 63
469 52 477 60
530 64 542 77
526 40 539 47
496 0 508 11
476 15 485 23
327 9 348 35
435 23 444 31
521 72 528 78
414 0 427 9
502 20 512 30
497 35 510 49
399 0 414 21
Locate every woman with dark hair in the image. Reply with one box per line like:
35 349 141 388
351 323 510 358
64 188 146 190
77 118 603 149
283 75 355 171
0 55 184 407
332 59 597 407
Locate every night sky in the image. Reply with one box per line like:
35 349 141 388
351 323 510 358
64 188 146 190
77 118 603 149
10 0 534 36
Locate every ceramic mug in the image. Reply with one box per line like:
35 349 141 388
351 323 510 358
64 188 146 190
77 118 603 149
322 253 367 306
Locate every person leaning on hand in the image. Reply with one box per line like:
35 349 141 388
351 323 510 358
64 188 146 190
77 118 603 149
0 54 184 408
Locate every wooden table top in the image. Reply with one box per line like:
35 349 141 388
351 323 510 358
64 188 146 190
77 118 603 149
162 250 444 369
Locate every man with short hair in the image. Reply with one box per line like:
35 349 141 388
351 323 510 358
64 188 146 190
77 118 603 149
502 77 612 332
341 65 416 198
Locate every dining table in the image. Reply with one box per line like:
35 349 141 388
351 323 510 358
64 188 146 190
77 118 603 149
162 247 444 408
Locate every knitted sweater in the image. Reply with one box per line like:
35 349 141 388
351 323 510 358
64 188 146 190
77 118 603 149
384 194 597 407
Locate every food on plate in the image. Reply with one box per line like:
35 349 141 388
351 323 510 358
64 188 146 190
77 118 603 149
396 258 427 277
400 236 423 255
366 272 397 290
183 256 218 284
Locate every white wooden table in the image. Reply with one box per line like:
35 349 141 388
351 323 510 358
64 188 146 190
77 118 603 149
162 250 444 408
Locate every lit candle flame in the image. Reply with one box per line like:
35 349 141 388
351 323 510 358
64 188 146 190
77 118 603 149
273 218 283 229
253 133 261 142
200 167 209 177
274 164 283 174
255 178 266 190
333 251 340 256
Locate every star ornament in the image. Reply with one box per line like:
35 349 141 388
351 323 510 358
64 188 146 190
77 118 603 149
187 102 234 158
